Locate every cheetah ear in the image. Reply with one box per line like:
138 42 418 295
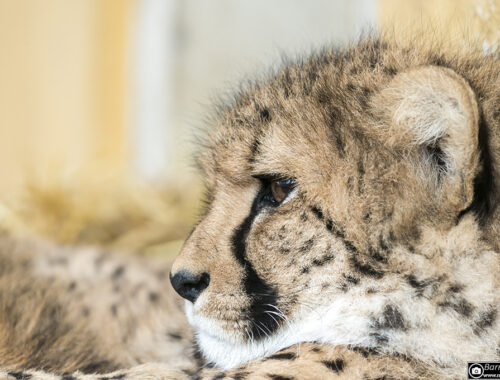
372 65 480 208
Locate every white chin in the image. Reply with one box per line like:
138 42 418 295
196 323 295 369
184 296 373 369
184 301 292 368
184 301 305 369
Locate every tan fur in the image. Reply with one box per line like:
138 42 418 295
172 38 499 378
0 37 498 379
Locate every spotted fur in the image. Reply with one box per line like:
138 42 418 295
172 37 500 379
0 37 497 379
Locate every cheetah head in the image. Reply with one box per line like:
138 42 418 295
170 40 498 369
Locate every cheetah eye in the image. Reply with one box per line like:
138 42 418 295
270 179 296 204
253 175 297 206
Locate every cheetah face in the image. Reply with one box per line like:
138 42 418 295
170 42 488 369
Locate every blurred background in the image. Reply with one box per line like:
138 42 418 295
0 0 498 258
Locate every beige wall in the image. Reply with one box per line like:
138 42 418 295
0 0 130 193
378 0 499 50
0 0 497 195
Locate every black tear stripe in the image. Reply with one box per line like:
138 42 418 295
231 188 280 340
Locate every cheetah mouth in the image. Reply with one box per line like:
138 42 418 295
185 301 251 344
186 302 299 368
186 294 378 368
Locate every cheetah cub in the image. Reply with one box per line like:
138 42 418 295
0 38 499 380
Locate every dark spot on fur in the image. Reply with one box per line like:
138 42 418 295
268 375 294 380
335 134 346 157
322 359 345 372
493 107 500 120
431 54 446 66
8 372 31 380
316 87 331 104
474 308 497 334
110 304 118 316
299 238 314 252
406 274 445 297
80 361 115 374
62 376 78 380
369 248 388 263
384 66 397 76
259 108 271 123
407 275 427 295
349 346 379 358
357 160 365 194
301 266 310 274
325 219 333 231
168 332 183 340
349 65 359 74
350 256 384 278
310 206 323 220
100 376 125 380
312 254 334 267
249 138 261 163
370 332 389 345
379 235 390 251
369 53 378 69
112 265 125 279
68 281 76 291
300 212 308 222
375 305 407 330
359 87 372 108
279 247 290 255
233 372 249 380
438 298 474 317
344 274 359 284
311 347 321 353
269 352 296 360
347 176 354 191
82 307 90 317
212 372 225 380
448 284 464 293
149 292 160 303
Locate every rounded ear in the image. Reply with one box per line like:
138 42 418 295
371 65 480 212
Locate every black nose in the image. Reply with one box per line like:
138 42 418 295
170 270 210 303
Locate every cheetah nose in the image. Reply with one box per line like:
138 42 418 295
169 270 210 303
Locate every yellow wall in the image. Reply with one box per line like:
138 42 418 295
0 0 498 195
0 0 130 194
378 0 499 49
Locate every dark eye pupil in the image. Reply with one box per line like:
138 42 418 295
270 180 295 203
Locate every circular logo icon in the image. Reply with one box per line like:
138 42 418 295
469 363 484 379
